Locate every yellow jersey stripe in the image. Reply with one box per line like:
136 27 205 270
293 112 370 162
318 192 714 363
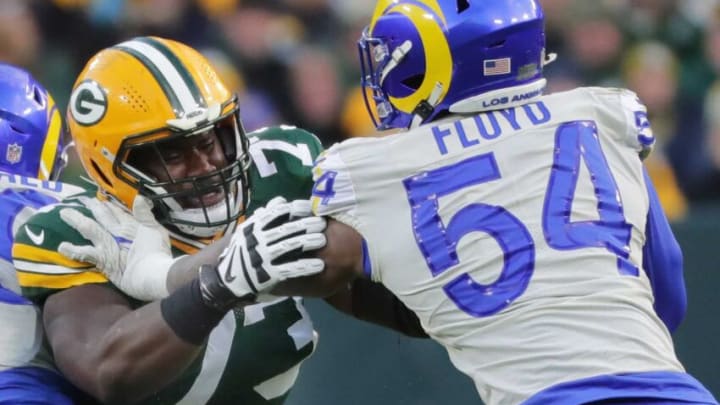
17 270 107 289
13 260 91 275
13 244 91 269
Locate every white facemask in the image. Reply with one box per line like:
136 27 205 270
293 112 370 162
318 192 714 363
165 189 242 238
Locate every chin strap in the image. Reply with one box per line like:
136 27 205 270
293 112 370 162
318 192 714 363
409 82 445 129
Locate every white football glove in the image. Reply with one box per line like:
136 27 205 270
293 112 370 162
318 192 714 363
214 196 327 301
59 196 174 301
58 197 135 278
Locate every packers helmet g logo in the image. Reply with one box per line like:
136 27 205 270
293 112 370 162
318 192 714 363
70 80 107 126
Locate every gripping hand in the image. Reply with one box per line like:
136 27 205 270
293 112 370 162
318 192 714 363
58 197 135 278
59 196 173 300
205 197 327 306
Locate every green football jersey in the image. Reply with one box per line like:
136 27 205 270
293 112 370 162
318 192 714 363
13 126 324 404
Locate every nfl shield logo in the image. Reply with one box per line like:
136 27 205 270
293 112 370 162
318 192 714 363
6 143 22 164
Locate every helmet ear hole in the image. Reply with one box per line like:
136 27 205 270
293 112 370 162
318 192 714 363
457 0 470 13
32 86 45 107
401 74 425 91
9 124 25 134
489 40 507 49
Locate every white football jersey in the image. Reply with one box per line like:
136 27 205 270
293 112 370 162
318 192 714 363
312 87 683 404
0 172 84 369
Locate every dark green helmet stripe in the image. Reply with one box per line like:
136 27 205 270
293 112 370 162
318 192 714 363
113 37 206 117
136 37 206 109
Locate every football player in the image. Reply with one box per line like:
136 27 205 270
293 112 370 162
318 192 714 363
14 36 424 405
11 37 331 404
0 64 91 403
273 1 719 404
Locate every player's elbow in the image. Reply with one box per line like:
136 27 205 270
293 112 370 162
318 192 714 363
664 299 687 333
661 238 686 332
658 275 687 333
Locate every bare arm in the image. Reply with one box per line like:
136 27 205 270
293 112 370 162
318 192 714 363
43 284 202 404
271 218 363 297
324 279 428 338
164 217 352 299
272 218 428 337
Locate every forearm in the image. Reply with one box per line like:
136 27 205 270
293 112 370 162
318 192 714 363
271 270 353 297
45 283 224 404
272 218 364 297
325 278 428 338
68 302 200 403
270 241 359 297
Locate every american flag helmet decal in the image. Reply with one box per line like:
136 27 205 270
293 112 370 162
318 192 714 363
483 58 512 76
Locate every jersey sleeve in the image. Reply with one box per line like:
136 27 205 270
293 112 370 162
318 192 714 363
310 144 361 228
618 89 655 159
592 87 655 159
641 168 686 332
246 125 325 213
12 199 109 306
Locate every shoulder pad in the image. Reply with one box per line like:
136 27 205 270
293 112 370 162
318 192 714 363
14 201 108 305
580 87 655 158
617 89 654 159
246 126 325 209
310 146 358 216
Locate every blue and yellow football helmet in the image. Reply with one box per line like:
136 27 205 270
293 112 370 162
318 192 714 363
359 0 553 130
0 64 67 180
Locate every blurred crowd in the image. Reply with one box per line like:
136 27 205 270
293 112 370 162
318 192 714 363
2 0 720 221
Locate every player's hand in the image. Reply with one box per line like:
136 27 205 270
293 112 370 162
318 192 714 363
212 197 327 301
58 197 135 280
59 196 173 301
121 196 174 300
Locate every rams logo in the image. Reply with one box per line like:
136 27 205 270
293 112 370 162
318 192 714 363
69 80 107 126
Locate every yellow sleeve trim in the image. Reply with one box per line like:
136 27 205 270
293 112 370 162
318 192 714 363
17 270 108 289
13 243 92 269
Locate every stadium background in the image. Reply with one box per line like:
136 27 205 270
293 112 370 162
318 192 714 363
1 0 718 403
